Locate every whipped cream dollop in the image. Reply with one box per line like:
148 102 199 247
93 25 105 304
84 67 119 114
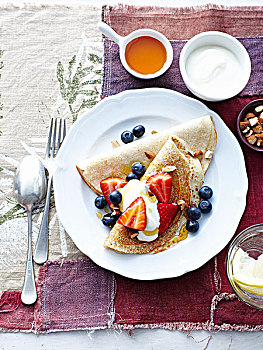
119 179 160 242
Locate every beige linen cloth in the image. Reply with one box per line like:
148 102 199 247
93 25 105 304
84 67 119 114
0 2 103 290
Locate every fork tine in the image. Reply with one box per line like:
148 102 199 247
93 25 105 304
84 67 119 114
62 119 66 141
45 118 53 159
51 118 57 158
56 119 62 153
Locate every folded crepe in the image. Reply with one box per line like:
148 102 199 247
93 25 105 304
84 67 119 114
76 115 216 195
103 136 204 254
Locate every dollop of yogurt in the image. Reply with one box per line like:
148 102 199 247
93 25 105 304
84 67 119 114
119 179 160 242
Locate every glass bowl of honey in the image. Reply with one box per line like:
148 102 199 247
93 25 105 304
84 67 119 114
98 22 173 79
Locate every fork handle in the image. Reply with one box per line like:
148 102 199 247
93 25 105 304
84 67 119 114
34 176 52 264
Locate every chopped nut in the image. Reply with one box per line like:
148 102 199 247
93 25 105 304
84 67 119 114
249 117 259 127
151 130 158 134
246 112 256 119
247 135 257 145
96 212 103 220
240 121 250 130
112 209 121 216
111 139 120 148
130 233 139 239
253 124 263 133
145 150 156 159
259 116 263 124
242 126 250 134
162 165 176 172
245 130 253 137
205 150 213 159
255 133 263 140
255 105 263 114
257 139 263 147
188 150 203 157
177 199 186 210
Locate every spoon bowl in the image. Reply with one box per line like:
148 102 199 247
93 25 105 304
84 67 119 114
14 155 47 304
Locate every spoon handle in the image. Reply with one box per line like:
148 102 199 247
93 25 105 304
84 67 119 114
97 22 123 45
34 176 52 264
21 210 37 305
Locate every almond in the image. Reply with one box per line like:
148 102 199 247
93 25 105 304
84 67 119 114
242 126 250 134
205 150 213 159
177 199 186 210
259 116 263 124
245 130 253 137
255 133 263 140
255 105 263 114
151 130 158 134
240 121 250 130
253 124 263 133
188 149 203 157
111 139 120 148
145 150 156 159
247 135 257 145
249 117 259 127
257 139 263 147
130 233 139 239
246 112 256 119
162 165 176 172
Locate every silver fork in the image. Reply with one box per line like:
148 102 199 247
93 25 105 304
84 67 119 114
34 118 66 264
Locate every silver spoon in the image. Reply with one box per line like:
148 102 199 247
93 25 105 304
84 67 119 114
14 155 47 305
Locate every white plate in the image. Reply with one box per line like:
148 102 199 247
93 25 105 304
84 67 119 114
53 88 248 280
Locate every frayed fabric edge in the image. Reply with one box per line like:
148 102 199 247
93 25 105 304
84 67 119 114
102 3 263 17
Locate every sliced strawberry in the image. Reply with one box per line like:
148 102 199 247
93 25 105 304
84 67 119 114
100 177 128 208
118 197 146 231
157 203 179 235
146 172 172 203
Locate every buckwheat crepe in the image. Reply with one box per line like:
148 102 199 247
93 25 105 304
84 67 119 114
103 136 204 254
76 115 216 195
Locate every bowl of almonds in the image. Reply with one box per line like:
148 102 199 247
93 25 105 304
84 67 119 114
237 99 263 151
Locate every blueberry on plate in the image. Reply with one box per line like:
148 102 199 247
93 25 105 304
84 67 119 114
132 162 146 178
102 213 117 228
199 186 213 200
121 130 134 144
132 125 145 138
126 172 138 181
186 220 199 233
108 190 122 205
94 196 107 209
198 200 212 214
187 206 201 220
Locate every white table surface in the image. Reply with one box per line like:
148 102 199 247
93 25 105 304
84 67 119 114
2 0 263 349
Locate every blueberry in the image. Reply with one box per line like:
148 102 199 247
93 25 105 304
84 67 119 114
126 172 138 181
198 200 212 214
187 206 201 220
186 220 199 233
108 190 122 205
132 162 146 178
121 130 134 144
199 186 213 200
132 125 145 138
102 213 117 228
94 196 107 209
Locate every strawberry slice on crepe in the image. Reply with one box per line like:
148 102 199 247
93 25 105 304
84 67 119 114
157 203 179 235
118 197 146 231
100 177 127 209
146 172 172 203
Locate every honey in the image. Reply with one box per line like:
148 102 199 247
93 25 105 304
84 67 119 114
125 36 167 74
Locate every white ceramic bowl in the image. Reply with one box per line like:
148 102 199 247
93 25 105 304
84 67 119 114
98 22 173 79
179 31 251 101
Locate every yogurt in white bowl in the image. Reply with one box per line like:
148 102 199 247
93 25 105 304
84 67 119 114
179 31 251 102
